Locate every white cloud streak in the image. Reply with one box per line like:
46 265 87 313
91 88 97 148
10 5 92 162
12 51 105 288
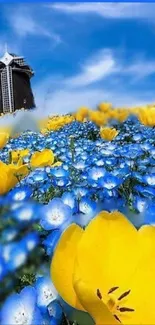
51 3 155 19
7 9 62 44
65 49 117 87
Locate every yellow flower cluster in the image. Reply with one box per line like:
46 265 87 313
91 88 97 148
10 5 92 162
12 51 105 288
0 147 62 195
74 102 155 127
40 115 75 133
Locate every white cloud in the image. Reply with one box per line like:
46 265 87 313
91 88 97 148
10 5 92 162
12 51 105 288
63 49 155 88
7 9 62 44
64 49 117 87
51 3 155 19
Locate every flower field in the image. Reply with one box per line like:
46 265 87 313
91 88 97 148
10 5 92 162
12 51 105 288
1 103 155 324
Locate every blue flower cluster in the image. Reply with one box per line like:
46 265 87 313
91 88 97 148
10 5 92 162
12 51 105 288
1 116 155 324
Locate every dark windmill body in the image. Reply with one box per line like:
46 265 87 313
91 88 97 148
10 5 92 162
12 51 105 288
0 50 35 114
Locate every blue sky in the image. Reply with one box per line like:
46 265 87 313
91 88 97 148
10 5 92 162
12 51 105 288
1 2 155 122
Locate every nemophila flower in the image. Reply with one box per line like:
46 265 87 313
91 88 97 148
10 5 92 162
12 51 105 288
5 241 28 271
48 301 63 324
51 211 155 325
51 177 70 187
76 198 102 228
6 186 32 202
87 167 106 183
35 276 58 312
30 149 55 168
40 198 72 231
143 174 155 186
0 286 43 325
132 196 149 214
50 167 69 178
98 174 122 190
1 227 18 242
73 186 89 199
12 201 41 223
21 232 40 253
43 230 61 256
26 169 48 185
134 184 155 199
61 192 78 213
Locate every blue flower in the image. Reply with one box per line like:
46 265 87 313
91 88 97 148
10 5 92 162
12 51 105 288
98 174 122 189
87 167 106 181
21 232 40 252
6 241 28 271
61 192 78 213
43 230 61 256
35 276 58 312
132 196 149 213
143 174 155 186
48 301 63 324
0 286 43 325
75 196 101 227
40 198 73 231
1 227 18 243
6 186 33 202
12 202 41 223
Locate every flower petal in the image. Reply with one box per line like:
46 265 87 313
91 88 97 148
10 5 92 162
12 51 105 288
125 225 155 324
75 211 137 297
51 224 84 310
74 278 118 325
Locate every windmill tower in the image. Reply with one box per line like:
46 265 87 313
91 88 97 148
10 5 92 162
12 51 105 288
0 46 35 114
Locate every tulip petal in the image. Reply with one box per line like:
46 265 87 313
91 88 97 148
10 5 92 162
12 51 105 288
74 278 118 325
125 225 155 324
51 224 84 310
75 211 137 297
30 149 54 168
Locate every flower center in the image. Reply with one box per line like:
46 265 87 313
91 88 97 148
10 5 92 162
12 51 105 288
97 286 134 323
14 310 28 325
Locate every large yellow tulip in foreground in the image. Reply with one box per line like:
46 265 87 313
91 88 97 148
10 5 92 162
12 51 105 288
51 211 155 324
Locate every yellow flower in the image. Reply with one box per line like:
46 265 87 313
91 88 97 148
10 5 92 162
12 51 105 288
0 161 29 195
100 127 119 141
0 132 9 149
51 211 155 324
75 107 89 122
11 149 29 164
138 107 155 127
98 102 112 112
30 149 55 168
88 111 107 127
51 161 62 168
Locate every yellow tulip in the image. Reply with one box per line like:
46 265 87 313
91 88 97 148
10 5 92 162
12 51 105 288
11 149 29 164
100 127 119 141
75 107 89 122
51 211 155 324
98 102 112 112
0 161 29 195
30 149 55 168
0 132 9 149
